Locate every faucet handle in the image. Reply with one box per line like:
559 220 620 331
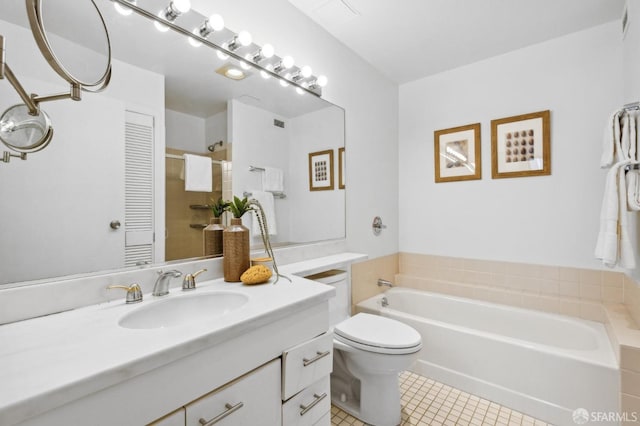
183 268 207 291
107 283 143 304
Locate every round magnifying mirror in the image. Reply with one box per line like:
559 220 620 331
0 104 54 153
26 0 112 92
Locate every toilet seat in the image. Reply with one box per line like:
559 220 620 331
334 313 422 355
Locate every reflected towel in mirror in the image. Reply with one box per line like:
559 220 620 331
183 154 212 192
262 167 284 192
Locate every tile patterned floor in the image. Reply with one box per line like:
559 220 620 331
331 371 550 426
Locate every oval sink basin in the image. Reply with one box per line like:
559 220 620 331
119 291 249 330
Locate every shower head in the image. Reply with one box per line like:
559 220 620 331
207 140 224 152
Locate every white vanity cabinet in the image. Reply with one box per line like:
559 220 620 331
149 408 185 426
185 359 281 426
281 332 333 425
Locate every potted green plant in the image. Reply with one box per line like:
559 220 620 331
203 198 229 257
223 196 254 282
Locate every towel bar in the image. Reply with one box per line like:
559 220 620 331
243 190 286 199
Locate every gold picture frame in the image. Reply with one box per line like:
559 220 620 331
434 123 482 183
491 110 550 179
308 149 334 191
338 147 345 189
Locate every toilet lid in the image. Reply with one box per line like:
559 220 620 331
334 313 422 354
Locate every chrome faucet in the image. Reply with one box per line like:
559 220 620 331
153 270 182 296
377 278 394 288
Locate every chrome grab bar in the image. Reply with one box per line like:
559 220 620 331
198 402 244 425
303 350 330 367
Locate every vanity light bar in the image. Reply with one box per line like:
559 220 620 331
110 0 326 97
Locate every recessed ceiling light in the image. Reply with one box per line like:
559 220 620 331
215 63 252 81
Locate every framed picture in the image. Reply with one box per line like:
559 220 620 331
434 123 482 183
338 147 345 189
491 110 550 179
308 149 334 191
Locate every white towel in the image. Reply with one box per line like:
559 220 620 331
627 170 640 210
250 190 277 237
262 167 284 192
183 154 212 192
595 160 636 269
601 110 622 168
626 114 640 210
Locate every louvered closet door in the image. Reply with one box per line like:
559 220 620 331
124 111 155 266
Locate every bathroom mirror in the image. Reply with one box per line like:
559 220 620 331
26 0 112 91
0 0 345 286
0 104 53 152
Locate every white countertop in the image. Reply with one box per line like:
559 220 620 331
0 275 333 425
0 252 366 425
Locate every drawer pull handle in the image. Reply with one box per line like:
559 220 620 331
302 350 330 366
299 393 327 416
198 402 244 425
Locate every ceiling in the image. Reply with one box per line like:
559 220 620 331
288 0 626 84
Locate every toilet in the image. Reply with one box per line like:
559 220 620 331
305 269 422 426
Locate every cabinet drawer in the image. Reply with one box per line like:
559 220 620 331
148 408 185 426
282 376 330 426
282 332 333 400
313 411 330 426
186 359 281 426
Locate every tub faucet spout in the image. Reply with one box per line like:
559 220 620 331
153 269 182 296
377 278 393 288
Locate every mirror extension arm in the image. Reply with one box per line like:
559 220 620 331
0 35 81 116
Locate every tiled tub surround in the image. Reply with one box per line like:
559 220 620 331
397 253 623 322
351 253 640 422
357 287 618 425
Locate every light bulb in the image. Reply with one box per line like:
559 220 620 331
296 87 305 95
317 75 328 87
114 0 136 16
261 64 273 79
208 14 225 31
301 65 312 78
238 31 252 47
154 11 169 32
189 28 202 47
282 56 295 69
240 56 251 70
172 0 191 14
261 44 275 59
217 44 230 60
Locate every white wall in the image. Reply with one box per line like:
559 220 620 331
624 0 640 103
205 110 228 151
228 99 292 243
166 109 206 153
399 22 623 269
192 0 399 259
289 106 345 242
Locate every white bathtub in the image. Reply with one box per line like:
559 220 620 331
357 288 619 426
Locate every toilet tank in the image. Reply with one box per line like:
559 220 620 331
304 269 349 326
